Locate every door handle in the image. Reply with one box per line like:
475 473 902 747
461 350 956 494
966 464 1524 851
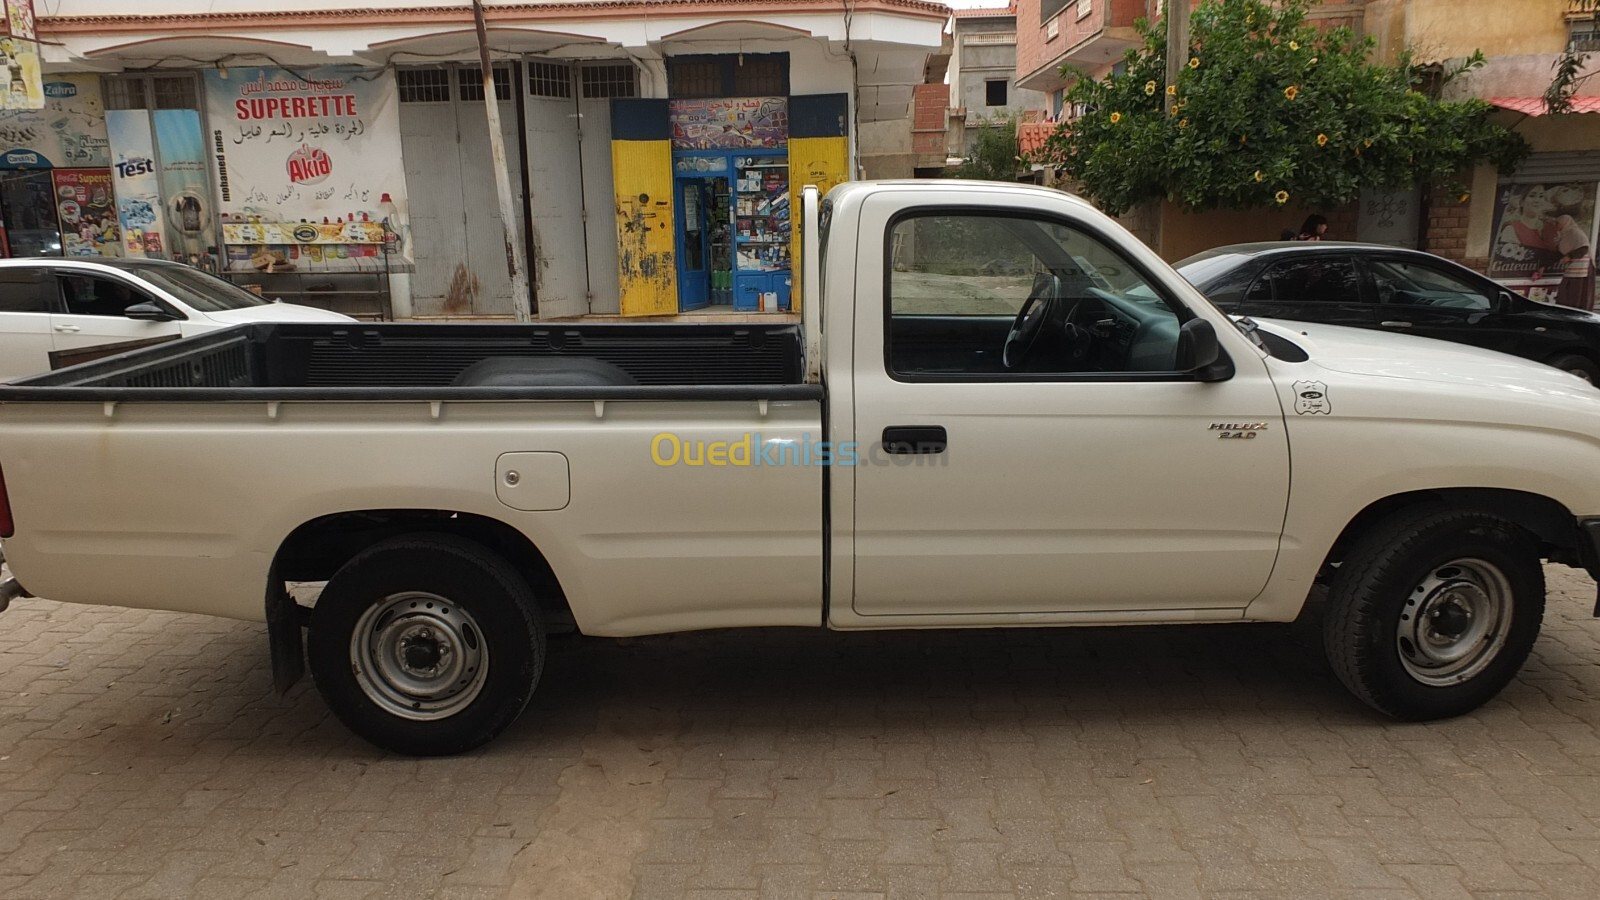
882 425 947 454
1379 320 1412 328
53 324 80 333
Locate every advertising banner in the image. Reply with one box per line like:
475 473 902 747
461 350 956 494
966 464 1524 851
1489 181 1600 298
0 1 40 111
669 97 788 150
52 168 120 257
106 109 167 258
0 73 107 167
154 108 212 265
204 66 410 272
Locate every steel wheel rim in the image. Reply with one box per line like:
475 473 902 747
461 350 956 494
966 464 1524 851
350 591 488 721
1395 557 1513 686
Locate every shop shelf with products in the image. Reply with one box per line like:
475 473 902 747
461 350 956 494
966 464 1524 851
731 153 792 311
217 216 397 320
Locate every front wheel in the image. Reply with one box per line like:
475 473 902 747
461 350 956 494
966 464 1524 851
308 533 545 755
1322 506 1544 720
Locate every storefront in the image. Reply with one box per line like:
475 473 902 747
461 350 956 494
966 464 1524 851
669 96 793 311
202 65 413 314
0 73 116 258
608 51 851 317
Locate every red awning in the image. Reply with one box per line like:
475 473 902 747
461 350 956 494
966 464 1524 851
1491 96 1600 115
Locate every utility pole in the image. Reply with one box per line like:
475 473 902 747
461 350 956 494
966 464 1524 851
1164 0 1191 115
472 0 533 322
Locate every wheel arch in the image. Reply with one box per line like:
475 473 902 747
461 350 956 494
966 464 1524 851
1322 488 1582 576
265 509 574 693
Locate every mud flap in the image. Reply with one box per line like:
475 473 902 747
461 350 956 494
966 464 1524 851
1578 520 1600 616
266 569 305 694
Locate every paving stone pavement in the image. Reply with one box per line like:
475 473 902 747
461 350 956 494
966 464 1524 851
3 566 1600 899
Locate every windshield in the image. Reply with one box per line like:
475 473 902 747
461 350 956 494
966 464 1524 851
125 264 270 312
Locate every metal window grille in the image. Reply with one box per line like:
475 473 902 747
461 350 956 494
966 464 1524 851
459 65 513 102
1572 25 1600 52
734 56 786 96
581 64 638 99
152 75 198 109
397 68 451 103
528 61 572 99
962 32 1017 45
668 58 722 98
101 76 148 110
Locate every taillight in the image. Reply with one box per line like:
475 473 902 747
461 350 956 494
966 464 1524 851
0 460 12 538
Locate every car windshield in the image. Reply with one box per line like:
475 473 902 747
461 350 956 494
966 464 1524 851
124 265 270 312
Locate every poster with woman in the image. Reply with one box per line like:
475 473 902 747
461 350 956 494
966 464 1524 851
1488 181 1599 304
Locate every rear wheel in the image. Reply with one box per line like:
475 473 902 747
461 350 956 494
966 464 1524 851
1548 353 1600 384
308 533 545 755
1323 506 1543 720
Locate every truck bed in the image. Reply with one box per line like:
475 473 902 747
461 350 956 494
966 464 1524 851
0 322 811 400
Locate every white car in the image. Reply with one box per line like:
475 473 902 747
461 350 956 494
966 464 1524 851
0 258 356 381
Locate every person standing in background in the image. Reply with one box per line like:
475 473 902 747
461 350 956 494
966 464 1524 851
1296 214 1328 241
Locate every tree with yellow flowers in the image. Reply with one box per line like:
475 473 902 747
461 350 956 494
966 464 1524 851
1037 0 1527 215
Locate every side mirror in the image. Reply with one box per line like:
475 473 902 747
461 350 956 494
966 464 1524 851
123 302 179 322
1176 318 1235 382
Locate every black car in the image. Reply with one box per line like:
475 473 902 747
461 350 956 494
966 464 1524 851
1174 242 1600 383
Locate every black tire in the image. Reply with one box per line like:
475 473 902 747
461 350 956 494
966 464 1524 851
1548 353 1600 385
308 533 545 755
1323 505 1544 721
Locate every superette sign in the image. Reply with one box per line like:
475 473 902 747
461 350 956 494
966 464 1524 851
204 67 411 271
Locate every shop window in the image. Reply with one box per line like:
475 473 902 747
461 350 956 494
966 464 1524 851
582 64 639 99
459 66 513 102
398 68 451 103
986 80 1008 107
528 61 572 99
667 54 789 99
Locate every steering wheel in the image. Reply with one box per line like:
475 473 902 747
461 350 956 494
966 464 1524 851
1060 296 1098 365
1002 294 1051 368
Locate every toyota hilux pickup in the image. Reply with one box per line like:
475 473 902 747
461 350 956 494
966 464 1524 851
3 180 1600 756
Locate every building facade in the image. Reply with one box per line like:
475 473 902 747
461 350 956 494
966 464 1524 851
1012 0 1600 293
948 7 1049 157
2 0 947 319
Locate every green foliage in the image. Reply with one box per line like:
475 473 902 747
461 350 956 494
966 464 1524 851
1546 10 1598 114
1037 0 1528 214
950 119 1022 181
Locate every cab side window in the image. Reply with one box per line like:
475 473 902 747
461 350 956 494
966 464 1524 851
0 270 61 313
1245 258 1361 304
58 274 151 317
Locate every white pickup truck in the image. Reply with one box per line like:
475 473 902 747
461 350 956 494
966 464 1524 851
4 181 1600 756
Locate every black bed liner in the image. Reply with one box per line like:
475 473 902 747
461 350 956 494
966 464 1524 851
0 322 819 402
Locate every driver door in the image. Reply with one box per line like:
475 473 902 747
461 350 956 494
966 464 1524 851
51 271 185 358
845 197 1291 618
